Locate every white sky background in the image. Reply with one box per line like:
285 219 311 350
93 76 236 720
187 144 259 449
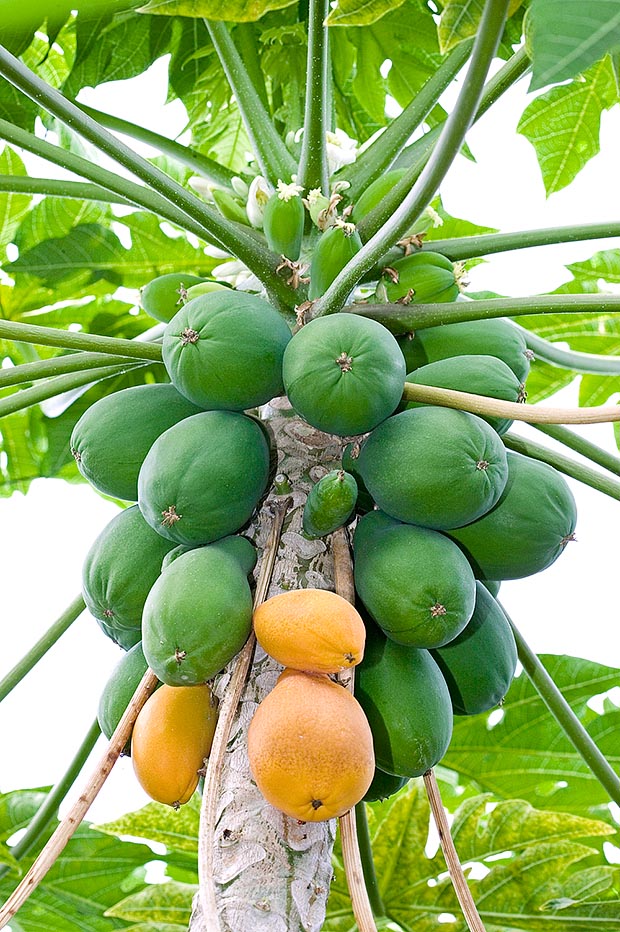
1 53 620 825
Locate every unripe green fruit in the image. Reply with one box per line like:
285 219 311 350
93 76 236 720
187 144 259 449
185 281 230 301
97 643 158 752
140 272 206 323
351 169 407 222
363 768 408 803
211 187 251 225
263 190 305 259
303 469 358 538
309 223 363 300
380 252 459 304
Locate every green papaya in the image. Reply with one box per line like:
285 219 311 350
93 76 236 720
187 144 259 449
142 545 253 685
161 534 257 576
162 291 291 411
97 642 158 752
447 450 577 579
481 578 501 597
263 182 305 259
82 505 175 649
353 511 476 648
185 281 230 301
431 582 517 715
351 169 407 222
211 187 251 226
341 443 373 513
356 622 453 778
70 383 204 502
138 410 270 545
303 470 358 538
363 768 408 803
309 222 363 300
397 317 532 382
282 314 406 437
379 252 459 304
403 354 526 434
356 407 508 530
140 272 207 323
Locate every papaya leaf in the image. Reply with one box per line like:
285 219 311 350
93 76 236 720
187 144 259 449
326 0 406 27
122 925 188 931
113 212 218 286
95 795 201 857
0 409 45 496
14 197 112 254
529 0 620 91
426 195 498 242
566 249 620 286
138 0 296 22
521 359 577 405
578 374 620 408
438 0 522 54
517 57 618 196
105 880 198 924
0 147 32 255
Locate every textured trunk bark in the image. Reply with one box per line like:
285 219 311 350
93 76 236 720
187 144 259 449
190 403 348 932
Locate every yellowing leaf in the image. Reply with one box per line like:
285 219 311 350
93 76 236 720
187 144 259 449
138 0 296 21
326 0 406 28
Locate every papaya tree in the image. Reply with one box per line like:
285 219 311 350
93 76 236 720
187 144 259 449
1 0 620 930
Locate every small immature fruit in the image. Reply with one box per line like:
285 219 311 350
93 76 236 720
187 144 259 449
140 272 206 322
303 469 358 538
163 291 292 411
263 181 305 260
253 588 366 674
132 683 218 807
363 768 408 803
211 187 251 226
97 643 153 752
247 669 375 821
350 169 407 222
282 314 406 437
309 221 363 299
379 252 459 304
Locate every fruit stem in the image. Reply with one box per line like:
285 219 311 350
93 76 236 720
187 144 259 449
502 432 620 502
0 174 137 206
0 352 153 389
0 319 163 360
198 495 292 931
519 327 620 376
0 669 158 929
0 718 101 878
423 770 487 932
533 423 620 477
502 610 620 807
297 0 331 194
354 803 386 918
0 595 85 705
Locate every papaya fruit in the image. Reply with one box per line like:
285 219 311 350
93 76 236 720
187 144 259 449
303 469 358 538
97 642 155 752
211 187 251 226
353 511 476 648
82 505 175 650
140 272 207 323
355 621 453 777
282 314 406 437
431 582 517 715
161 534 257 576
263 182 305 260
403 354 526 434
379 252 459 304
397 317 532 382
253 588 366 674
447 450 577 579
70 383 204 502
138 410 270 545
309 222 363 300
142 544 253 685
184 281 230 301
481 579 501 597
341 443 374 513
162 290 291 411
356 407 508 530
247 669 375 821
363 768 408 803
350 169 407 222
131 683 218 807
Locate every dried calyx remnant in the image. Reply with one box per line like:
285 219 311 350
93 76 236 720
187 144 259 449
336 352 353 372
161 505 182 527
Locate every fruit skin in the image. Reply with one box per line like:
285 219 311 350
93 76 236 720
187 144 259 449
403 354 526 434
309 223 363 299
341 443 374 513
355 621 453 778
253 588 366 674
431 582 517 715
142 545 253 685
97 642 154 752
351 169 407 222
282 314 406 437
161 534 257 576
263 187 305 260
185 281 230 301
363 768 408 803
303 469 358 538
357 407 508 530
397 317 532 382
380 252 459 304
140 272 206 323
162 291 291 411
131 683 218 807
354 510 476 648
70 383 204 502
447 450 578 580
247 669 375 821
138 410 270 545
82 505 175 650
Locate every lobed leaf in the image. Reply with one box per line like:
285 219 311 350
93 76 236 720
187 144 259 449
138 0 296 21
326 0 406 28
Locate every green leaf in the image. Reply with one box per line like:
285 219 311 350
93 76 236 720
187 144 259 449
427 194 498 242
522 359 577 405
138 0 296 21
529 0 620 91
0 147 32 255
113 212 218 287
438 0 522 54
0 409 45 496
105 880 197 924
517 57 618 196
96 796 200 856
14 197 112 254
326 0 406 27
566 248 620 286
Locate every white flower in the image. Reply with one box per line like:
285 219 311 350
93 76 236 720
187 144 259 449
276 179 304 201
325 129 358 174
188 176 215 202
211 259 262 293
246 175 273 228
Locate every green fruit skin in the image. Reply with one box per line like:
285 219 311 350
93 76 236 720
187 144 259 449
263 193 305 260
140 272 206 323
403 354 526 434
480 578 501 597
138 410 270 545
397 317 532 382
97 642 156 752
185 281 230 300
303 470 358 538
82 505 176 650
382 253 459 304
447 450 577 580
341 444 374 513
356 622 453 778
161 535 257 576
211 188 251 226
282 314 406 437
431 582 517 715
71 383 204 502
163 291 291 411
357 407 509 530
351 169 407 222
353 511 476 648
142 546 253 685
363 768 408 802
309 225 363 300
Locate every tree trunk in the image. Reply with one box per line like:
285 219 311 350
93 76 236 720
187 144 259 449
190 402 347 932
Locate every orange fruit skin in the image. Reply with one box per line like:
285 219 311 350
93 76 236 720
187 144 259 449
247 669 375 821
253 589 366 674
132 683 218 807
